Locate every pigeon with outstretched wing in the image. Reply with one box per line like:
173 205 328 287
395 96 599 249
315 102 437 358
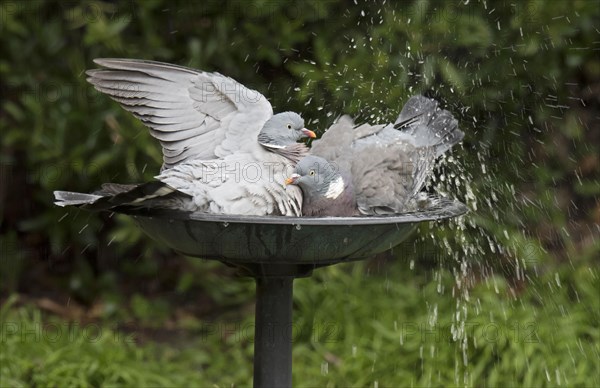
54 59 316 216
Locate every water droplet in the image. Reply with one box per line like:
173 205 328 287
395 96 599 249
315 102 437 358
78 224 89 234
295 224 302 230
222 222 229 228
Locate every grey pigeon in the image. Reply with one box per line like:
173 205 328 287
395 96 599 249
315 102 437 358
54 59 316 216
285 155 357 216
292 95 463 216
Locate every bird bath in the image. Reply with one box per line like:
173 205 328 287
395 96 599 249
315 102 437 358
117 198 467 387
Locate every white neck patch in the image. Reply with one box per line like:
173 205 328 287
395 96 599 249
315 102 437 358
325 176 345 199
259 141 285 149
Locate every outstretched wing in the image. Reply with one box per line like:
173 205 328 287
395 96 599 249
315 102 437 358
87 58 273 169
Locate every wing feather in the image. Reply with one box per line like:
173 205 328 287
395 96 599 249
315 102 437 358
87 58 273 169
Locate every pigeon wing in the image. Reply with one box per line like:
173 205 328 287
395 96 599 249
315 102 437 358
309 115 355 171
87 58 273 169
155 152 303 216
349 142 435 215
311 115 387 172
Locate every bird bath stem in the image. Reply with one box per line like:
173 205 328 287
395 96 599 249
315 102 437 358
230 263 315 387
253 275 294 387
118 198 467 387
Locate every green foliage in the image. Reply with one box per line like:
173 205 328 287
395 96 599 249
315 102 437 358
2 257 597 386
0 296 209 387
292 257 599 387
2 0 598 296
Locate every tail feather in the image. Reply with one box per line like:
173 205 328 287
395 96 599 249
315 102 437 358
395 95 464 158
54 191 103 207
95 183 138 195
53 181 183 211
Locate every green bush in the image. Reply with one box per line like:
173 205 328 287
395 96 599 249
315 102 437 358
2 0 598 295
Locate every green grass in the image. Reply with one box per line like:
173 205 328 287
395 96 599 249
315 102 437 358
1 258 598 387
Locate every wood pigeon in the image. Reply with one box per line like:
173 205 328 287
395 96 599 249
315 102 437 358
287 96 464 216
54 59 316 216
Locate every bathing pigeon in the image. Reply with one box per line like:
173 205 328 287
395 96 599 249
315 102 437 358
285 155 357 216
290 95 463 216
54 59 316 216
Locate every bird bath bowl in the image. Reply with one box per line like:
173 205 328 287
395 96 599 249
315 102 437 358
118 198 467 387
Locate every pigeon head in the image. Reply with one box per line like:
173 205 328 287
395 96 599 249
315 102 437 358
258 112 316 148
285 156 344 198
286 155 356 216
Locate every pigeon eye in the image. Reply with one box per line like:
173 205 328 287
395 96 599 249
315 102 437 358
309 170 315 176
287 124 292 130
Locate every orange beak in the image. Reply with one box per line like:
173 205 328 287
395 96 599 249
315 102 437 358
301 128 317 139
285 173 301 185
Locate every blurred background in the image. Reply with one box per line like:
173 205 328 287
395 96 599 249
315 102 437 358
1 0 598 386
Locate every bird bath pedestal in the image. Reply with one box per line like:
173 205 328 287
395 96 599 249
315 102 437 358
119 199 467 387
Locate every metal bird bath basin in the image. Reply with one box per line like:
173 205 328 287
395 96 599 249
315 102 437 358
119 198 467 387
